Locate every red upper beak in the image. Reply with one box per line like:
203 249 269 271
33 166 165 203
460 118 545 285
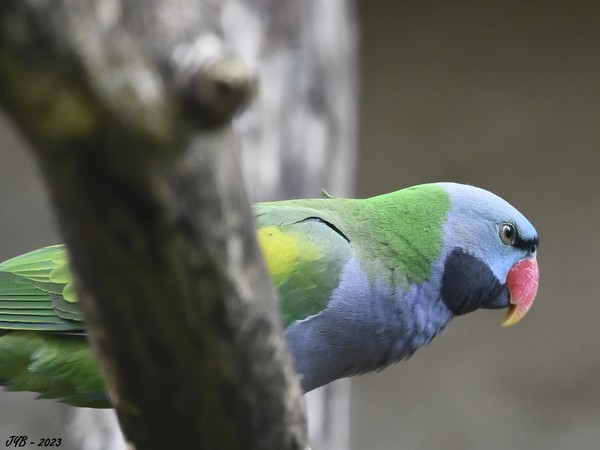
501 258 539 327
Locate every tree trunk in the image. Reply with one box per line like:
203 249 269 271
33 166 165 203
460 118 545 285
0 0 358 448
0 1 309 449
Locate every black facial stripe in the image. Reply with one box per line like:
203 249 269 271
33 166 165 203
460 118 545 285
441 249 510 316
514 236 538 252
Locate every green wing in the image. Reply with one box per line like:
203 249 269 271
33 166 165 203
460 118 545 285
255 201 354 326
0 244 83 331
0 332 107 407
0 245 106 406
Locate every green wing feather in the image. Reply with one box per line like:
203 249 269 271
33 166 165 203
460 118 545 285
0 245 106 406
0 245 83 330
0 332 107 407
255 201 354 326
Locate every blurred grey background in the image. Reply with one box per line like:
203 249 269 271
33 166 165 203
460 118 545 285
1 1 599 449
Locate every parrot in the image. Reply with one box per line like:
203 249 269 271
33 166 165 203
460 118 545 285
0 182 539 407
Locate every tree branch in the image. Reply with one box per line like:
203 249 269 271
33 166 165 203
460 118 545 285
0 1 306 448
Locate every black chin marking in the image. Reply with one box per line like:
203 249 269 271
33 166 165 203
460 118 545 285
441 249 509 316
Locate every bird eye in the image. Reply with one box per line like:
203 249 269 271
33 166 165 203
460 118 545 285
499 223 517 245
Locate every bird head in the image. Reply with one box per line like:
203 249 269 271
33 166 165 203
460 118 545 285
438 183 539 326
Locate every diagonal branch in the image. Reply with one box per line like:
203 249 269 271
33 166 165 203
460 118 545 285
0 1 307 449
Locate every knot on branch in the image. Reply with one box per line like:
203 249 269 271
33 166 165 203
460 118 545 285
170 37 256 128
188 57 256 127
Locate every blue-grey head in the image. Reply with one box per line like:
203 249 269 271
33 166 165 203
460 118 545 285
438 182 539 326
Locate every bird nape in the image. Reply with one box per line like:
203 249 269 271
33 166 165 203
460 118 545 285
0 182 539 406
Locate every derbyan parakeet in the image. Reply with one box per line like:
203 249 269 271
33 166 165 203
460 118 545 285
0 182 539 407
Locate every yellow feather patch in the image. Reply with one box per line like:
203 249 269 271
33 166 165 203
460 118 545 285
257 225 320 279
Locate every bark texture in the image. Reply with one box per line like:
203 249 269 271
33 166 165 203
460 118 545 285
0 1 307 449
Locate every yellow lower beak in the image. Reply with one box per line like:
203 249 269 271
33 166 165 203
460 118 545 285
502 304 522 327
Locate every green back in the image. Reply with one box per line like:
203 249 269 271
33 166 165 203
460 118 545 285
256 183 450 322
332 184 451 289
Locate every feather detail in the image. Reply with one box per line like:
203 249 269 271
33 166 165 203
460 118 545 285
0 332 108 407
0 246 83 331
